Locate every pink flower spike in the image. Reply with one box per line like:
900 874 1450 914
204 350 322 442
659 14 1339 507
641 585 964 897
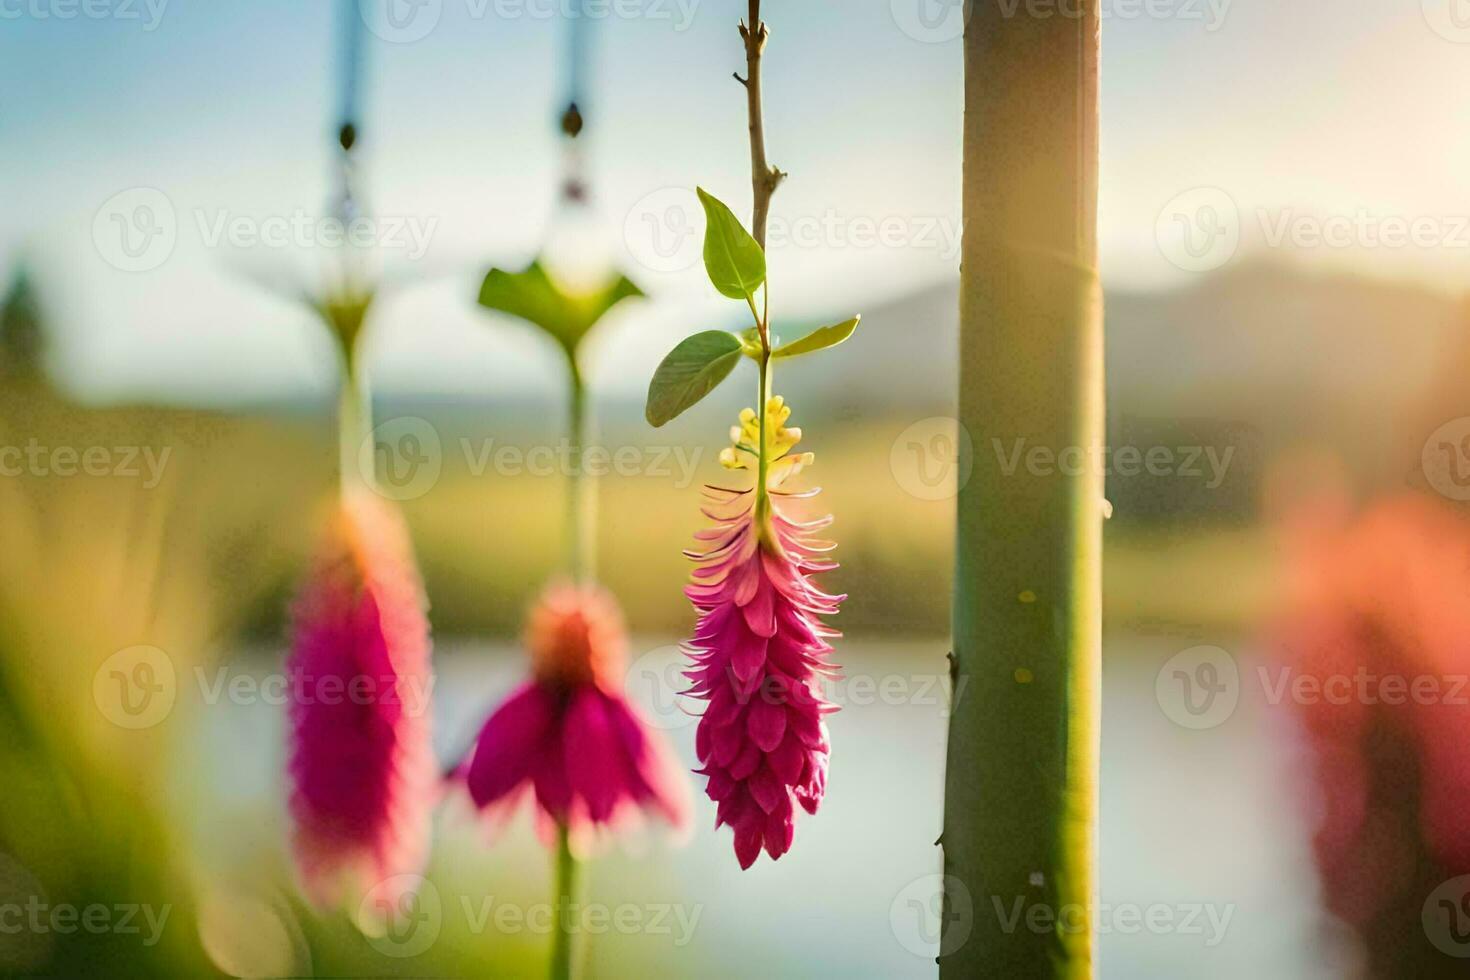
454 582 691 845
688 396 842 868
286 489 436 924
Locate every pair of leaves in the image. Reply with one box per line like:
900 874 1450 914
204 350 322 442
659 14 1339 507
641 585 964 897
478 259 644 353
644 188 861 427
643 316 861 427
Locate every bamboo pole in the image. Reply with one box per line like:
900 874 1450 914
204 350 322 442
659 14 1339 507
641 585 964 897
941 3 1103 977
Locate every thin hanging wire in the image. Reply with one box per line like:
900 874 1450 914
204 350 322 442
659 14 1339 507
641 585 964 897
559 0 589 203
335 0 366 228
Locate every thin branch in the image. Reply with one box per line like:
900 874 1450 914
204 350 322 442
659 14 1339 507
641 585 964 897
740 0 785 253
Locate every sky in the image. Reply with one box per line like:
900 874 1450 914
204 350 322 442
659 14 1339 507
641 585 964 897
3 0 1470 404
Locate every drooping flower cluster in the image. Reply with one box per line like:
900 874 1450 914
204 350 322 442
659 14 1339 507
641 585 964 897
286 488 436 923
685 396 843 868
455 582 689 841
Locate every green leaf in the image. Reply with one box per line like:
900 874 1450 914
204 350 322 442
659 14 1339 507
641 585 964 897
478 260 644 351
697 187 765 301
645 330 745 427
772 315 860 359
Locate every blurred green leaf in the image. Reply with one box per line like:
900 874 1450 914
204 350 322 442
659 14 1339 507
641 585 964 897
478 260 644 352
645 330 744 427
773 315 860 359
697 188 765 301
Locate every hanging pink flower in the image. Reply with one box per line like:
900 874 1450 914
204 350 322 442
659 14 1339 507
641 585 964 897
287 488 436 921
455 582 690 841
684 396 843 868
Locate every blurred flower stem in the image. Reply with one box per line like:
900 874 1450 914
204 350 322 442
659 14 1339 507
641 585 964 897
337 347 367 494
550 822 580 980
942 2 1103 978
565 350 593 581
554 353 587 980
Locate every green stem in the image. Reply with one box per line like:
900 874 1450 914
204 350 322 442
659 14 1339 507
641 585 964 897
549 822 579 980
754 346 772 528
564 350 594 582
942 2 1102 978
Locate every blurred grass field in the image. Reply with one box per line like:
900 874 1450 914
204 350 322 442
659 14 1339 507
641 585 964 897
0 386 1271 647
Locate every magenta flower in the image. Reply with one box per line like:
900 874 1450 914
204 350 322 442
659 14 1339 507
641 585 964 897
286 489 436 922
684 396 843 868
455 582 690 842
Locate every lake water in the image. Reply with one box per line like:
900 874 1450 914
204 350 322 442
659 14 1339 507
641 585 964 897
181 635 1348 978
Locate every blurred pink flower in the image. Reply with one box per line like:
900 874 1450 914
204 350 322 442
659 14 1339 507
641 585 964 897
1274 491 1470 938
684 397 843 868
454 582 689 842
286 489 435 920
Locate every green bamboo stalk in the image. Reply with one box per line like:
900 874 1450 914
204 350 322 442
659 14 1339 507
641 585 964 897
940 3 1103 978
